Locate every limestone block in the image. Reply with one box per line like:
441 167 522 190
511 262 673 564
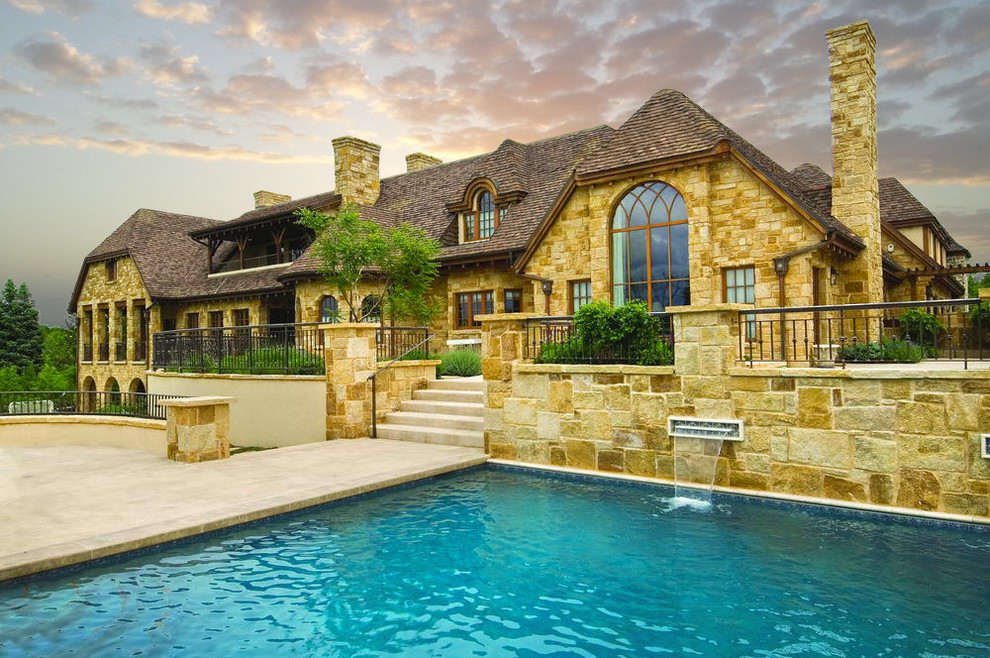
882 381 913 401
565 439 596 470
651 375 680 393
573 390 605 409
483 408 503 432
898 435 966 472
744 453 771 473
896 401 947 436
676 344 700 375
824 475 868 502
518 440 550 465
732 392 787 413
796 387 833 429
683 376 725 400
841 380 882 406
772 464 824 496
631 392 665 426
536 411 560 440
834 406 894 432
489 442 518 460
939 472 968 493
854 436 898 472
503 398 538 426
942 493 988 516
896 469 941 511
788 429 852 469
729 470 770 491
968 434 990 479
944 394 980 431
622 449 655 477
604 385 632 410
693 398 735 419
548 380 573 413
549 445 566 466
575 409 611 441
598 449 624 472
868 473 894 504
512 372 549 400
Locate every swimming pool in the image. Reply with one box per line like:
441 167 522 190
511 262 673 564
1 466 988 656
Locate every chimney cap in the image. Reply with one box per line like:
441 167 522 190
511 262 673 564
253 190 291 209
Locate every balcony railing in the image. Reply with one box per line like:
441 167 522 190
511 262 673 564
524 313 675 365
97 342 109 361
738 298 986 368
0 391 183 420
134 341 148 362
114 341 127 362
211 250 302 274
82 343 93 362
152 322 326 375
376 327 431 361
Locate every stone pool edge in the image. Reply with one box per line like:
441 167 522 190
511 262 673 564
0 453 489 583
488 459 990 527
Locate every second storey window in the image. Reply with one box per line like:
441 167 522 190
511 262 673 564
106 258 117 282
463 190 499 242
723 266 755 304
457 291 493 328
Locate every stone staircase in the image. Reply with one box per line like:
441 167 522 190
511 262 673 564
375 376 485 448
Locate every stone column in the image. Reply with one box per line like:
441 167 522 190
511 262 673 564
479 313 539 454
322 323 378 439
161 396 234 462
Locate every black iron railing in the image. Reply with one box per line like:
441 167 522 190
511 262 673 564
97 342 109 361
377 326 431 361
0 391 183 420
211 251 301 274
525 313 675 365
152 322 326 375
739 298 986 368
134 341 148 362
114 341 127 362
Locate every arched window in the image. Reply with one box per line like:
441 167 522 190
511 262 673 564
320 295 339 323
463 189 500 242
611 181 689 311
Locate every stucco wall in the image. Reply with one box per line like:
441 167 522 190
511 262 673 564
148 372 325 448
0 416 166 457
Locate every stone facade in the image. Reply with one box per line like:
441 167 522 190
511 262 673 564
333 136 381 206
323 323 377 439
525 159 830 314
828 21 883 304
253 190 291 208
406 153 442 172
161 396 233 462
482 311 990 519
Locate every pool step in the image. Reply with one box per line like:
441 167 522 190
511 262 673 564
376 378 485 449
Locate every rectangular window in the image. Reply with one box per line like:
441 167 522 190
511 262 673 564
457 291 493 328
504 289 522 314
570 280 592 313
723 267 756 304
106 259 117 282
233 309 250 326
185 312 200 329
463 213 476 242
208 310 224 328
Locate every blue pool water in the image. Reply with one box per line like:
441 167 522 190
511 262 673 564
1 467 989 657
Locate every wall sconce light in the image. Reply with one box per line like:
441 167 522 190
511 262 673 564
541 280 554 296
829 268 839 286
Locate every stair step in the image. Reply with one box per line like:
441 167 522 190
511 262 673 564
375 424 484 448
431 377 485 392
400 399 484 417
413 388 484 403
383 410 484 431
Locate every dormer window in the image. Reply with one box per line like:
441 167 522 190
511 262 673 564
463 189 500 242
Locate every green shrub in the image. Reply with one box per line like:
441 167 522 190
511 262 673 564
637 339 674 366
397 348 429 361
439 349 481 377
219 347 323 374
535 337 586 364
836 337 923 363
898 308 944 343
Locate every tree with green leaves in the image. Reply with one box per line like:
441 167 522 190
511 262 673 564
296 204 441 325
968 272 990 298
0 279 44 373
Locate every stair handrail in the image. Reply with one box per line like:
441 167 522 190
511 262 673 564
367 329 434 439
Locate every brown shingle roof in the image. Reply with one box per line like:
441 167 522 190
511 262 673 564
279 125 613 280
576 90 863 246
189 191 340 238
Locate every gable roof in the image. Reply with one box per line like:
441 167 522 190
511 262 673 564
573 90 863 247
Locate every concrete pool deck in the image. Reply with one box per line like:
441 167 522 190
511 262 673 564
0 440 487 582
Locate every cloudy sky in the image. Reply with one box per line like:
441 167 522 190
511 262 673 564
1 0 988 325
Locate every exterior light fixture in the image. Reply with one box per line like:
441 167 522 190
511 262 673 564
830 268 839 286
541 280 554 296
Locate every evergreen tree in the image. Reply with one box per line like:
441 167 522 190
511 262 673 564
0 279 44 372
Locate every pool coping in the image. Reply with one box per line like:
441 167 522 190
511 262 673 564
488 459 990 527
0 446 488 583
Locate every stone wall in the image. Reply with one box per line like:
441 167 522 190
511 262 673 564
0 415 166 457
482 310 990 519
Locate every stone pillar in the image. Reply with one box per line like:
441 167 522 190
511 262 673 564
479 313 539 454
161 396 234 462
322 323 378 439
405 152 442 172
332 137 381 206
828 21 882 304
667 304 745 418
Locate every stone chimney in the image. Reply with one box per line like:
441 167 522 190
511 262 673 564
253 190 291 209
332 136 381 206
828 20 882 304
406 152 442 172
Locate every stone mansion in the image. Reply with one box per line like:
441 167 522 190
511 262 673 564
70 21 970 394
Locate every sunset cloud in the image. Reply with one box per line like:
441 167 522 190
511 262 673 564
9 0 93 17
133 0 211 25
0 108 55 125
139 44 209 86
15 31 129 85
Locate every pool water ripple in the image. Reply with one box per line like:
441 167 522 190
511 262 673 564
1 468 989 656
